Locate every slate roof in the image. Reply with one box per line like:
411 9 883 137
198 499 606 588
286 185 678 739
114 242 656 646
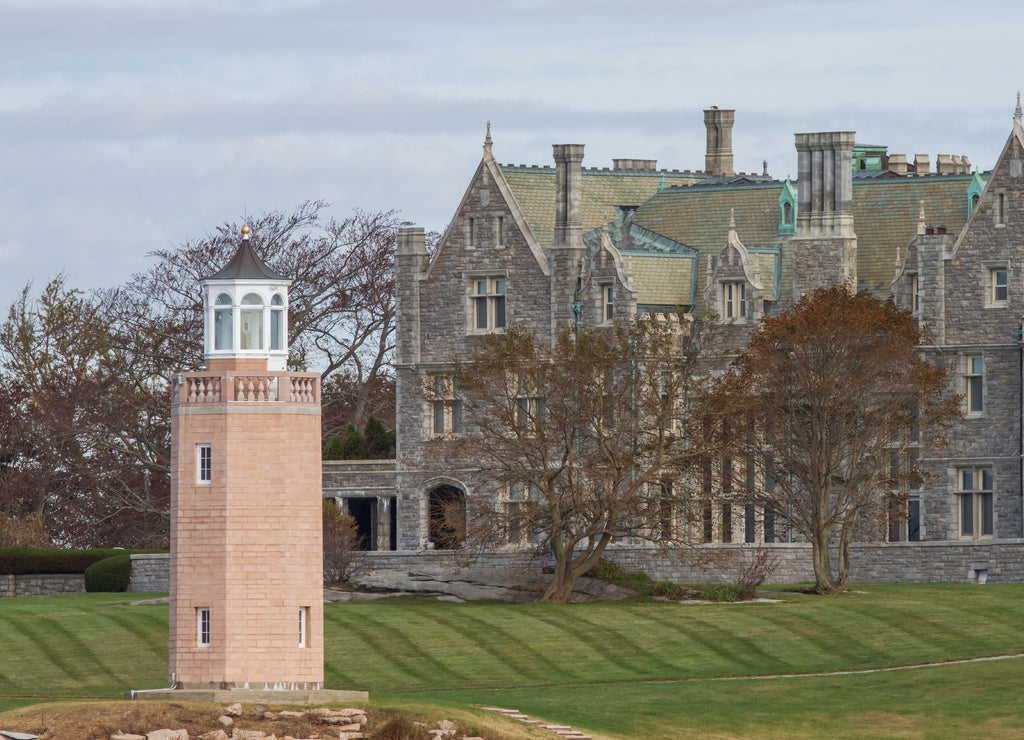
206 238 289 282
629 175 974 298
500 164 708 246
851 174 973 294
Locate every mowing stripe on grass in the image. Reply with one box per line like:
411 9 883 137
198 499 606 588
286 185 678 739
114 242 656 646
630 607 778 676
326 607 471 687
34 616 123 685
1 615 85 682
414 609 564 683
94 611 167 661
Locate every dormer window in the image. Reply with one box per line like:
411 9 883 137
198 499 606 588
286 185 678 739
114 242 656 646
724 282 746 319
214 293 233 350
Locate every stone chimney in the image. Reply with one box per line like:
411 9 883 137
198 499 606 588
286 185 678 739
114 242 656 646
613 158 657 171
887 153 908 175
704 107 736 176
551 145 586 332
936 154 957 175
395 227 428 367
791 131 857 294
794 131 856 239
914 154 931 174
553 144 585 249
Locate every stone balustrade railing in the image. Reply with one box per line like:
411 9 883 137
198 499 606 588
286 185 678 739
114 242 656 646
175 371 320 406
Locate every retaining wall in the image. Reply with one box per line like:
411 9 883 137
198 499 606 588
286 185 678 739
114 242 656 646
0 573 85 597
121 539 1024 598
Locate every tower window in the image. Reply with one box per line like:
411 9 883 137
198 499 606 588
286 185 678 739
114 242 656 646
197 607 211 647
271 294 286 351
197 444 212 483
214 293 233 350
240 293 264 350
299 606 310 647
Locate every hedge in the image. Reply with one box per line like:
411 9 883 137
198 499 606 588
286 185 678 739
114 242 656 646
0 547 165 575
84 553 133 592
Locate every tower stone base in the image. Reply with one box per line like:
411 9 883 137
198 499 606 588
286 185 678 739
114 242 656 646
126 686 368 703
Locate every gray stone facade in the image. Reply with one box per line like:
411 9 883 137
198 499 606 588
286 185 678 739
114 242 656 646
327 103 1024 579
893 107 1024 543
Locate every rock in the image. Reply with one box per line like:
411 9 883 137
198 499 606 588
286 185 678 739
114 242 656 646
223 703 244 717
198 732 230 740
147 732 189 740
111 734 146 740
230 730 265 740
218 715 234 727
336 708 366 717
436 719 458 735
277 711 305 719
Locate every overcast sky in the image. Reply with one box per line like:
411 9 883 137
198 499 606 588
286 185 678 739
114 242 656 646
1 0 1022 307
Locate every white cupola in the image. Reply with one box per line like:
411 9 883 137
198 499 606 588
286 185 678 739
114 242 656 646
200 225 292 371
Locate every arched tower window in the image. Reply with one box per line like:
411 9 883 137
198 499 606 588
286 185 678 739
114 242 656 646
214 293 233 350
271 294 285 351
240 293 264 350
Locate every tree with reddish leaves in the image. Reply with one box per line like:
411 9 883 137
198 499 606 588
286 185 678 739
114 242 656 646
0 203 404 546
714 287 960 593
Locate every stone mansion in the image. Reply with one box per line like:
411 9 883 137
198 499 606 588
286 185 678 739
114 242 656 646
324 99 1024 579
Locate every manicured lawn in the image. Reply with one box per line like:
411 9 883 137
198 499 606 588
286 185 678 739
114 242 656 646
3 584 1024 737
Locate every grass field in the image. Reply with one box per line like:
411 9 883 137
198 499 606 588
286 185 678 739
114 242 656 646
3 585 1024 737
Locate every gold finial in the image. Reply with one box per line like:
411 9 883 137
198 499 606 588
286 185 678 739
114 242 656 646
241 225 251 235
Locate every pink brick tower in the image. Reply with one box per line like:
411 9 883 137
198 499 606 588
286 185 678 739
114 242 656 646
168 225 324 692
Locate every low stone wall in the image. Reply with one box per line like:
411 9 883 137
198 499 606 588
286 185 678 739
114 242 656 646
357 539 1024 585
129 552 170 592
0 573 85 597
124 539 1024 595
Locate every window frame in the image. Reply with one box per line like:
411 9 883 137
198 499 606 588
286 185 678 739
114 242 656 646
957 466 994 539
965 355 984 415
197 607 211 647
197 444 212 484
430 376 463 436
723 281 746 320
470 276 507 332
601 283 614 323
989 266 1008 306
909 273 920 314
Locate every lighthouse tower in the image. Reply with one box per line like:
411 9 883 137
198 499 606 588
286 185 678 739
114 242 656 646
166 226 328 697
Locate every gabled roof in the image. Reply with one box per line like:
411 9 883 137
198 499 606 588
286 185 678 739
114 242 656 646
206 237 289 282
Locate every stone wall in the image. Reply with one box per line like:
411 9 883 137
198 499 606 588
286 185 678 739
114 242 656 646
126 540 1024 595
0 573 85 597
129 552 170 592
354 539 1024 585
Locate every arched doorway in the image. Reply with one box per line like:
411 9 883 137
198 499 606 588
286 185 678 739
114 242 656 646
428 485 466 550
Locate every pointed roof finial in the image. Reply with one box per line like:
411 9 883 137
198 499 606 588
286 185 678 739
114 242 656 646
483 120 493 159
1016 91 1022 122
729 207 736 230
917 200 926 235
241 224 251 240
